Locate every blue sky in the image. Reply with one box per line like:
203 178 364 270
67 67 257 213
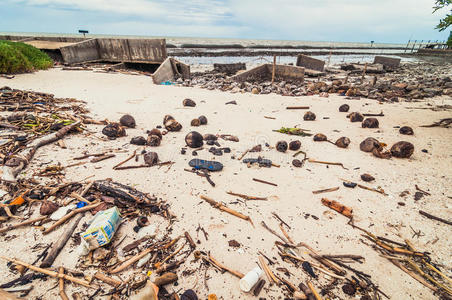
1 0 450 43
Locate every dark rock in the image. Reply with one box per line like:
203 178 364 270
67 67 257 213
185 131 204 148
399 126 414 135
303 111 316 121
276 141 288 152
102 123 126 138
313 133 327 141
339 104 350 112
391 141 414 158
147 135 161 147
130 136 147 145
144 152 159 166
164 119 182 132
360 173 375 182
289 140 301 151
349 112 364 122
119 114 136 128
335 137 350 148
362 118 379 128
292 159 303 167
198 115 208 125
360 137 380 152
183 98 196 107
191 118 200 126
40 201 59 215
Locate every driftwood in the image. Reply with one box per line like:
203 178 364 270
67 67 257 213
2 121 80 182
200 195 253 225
286 106 310 110
259 256 279 284
113 150 136 169
321 198 353 218
93 272 122 287
59 267 69 300
226 191 267 200
419 210 452 226
41 213 83 267
109 247 153 274
91 154 115 163
0 256 92 288
93 180 152 203
43 202 101 234
312 187 339 194
0 216 47 234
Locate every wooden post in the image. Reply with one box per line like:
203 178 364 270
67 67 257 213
361 63 367 82
272 55 276 84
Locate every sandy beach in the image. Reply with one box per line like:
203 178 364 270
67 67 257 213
0 68 451 299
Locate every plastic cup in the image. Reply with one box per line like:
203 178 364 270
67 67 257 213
239 266 263 292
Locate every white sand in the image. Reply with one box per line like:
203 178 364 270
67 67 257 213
0 68 451 299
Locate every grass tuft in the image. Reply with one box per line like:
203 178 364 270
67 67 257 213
0 40 53 74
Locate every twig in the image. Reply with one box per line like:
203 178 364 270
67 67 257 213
238 149 249 161
261 221 290 244
58 267 69 300
308 159 348 170
419 210 451 226
253 178 278 186
312 187 339 194
43 202 101 234
272 212 291 229
207 254 244 278
91 154 115 163
307 281 323 300
227 191 267 201
259 256 279 284
113 150 137 169
0 216 47 234
286 106 310 110
200 195 253 225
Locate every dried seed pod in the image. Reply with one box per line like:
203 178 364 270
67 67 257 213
391 141 414 158
362 118 379 128
144 151 159 166
119 114 136 128
303 111 316 121
185 131 204 148
147 135 161 147
339 104 350 112
276 141 288 152
292 159 303 167
40 201 59 215
289 140 301 151
102 123 126 138
198 115 208 125
130 136 147 145
163 115 174 124
164 119 182 132
313 133 327 141
399 126 414 135
335 137 350 148
359 137 380 152
148 128 162 139
360 173 375 182
191 118 200 126
183 98 196 107
348 112 364 122
372 148 392 159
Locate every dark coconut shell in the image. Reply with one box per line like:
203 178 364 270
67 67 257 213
391 141 414 158
372 148 392 159
359 137 380 152
181 289 198 300
203 134 217 141
313 133 327 141
119 114 136 128
40 201 59 215
276 141 288 152
130 136 147 145
362 118 379 128
349 112 364 122
102 123 126 138
183 98 196 107
148 128 162 139
335 137 350 148
147 135 161 147
399 126 414 135
303 111 316 121
289 140 301 151
185 131 204 148
191 119 200 126
198 115 208 125
292 159 303 167
164 119 182 132
360 173 375 182
163 115 174 124
339 104 350 112
144 152 159 166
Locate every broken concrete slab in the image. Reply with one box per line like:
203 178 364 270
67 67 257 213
152 58 190 84
341 63 385 74
213 63 246 75
373 56 401 68
296 54 325 72
231 64 304 82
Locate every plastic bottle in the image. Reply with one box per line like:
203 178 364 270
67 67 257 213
239 266 263 292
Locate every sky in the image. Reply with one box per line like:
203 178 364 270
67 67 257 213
1 0 450 44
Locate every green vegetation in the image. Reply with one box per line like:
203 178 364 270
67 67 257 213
433 0 451 32
0 40 53 74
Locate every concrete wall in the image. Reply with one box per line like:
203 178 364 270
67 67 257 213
296 55 325 71
373 56 401 67
231 65 269 82
60 39 100 64
153 58 190 84
274 64 305 80
232 64 304 82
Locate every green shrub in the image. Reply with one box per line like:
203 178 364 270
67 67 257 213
0 40 53 74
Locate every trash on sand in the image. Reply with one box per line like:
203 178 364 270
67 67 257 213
274 127 312 137
240 266 263 292
189 159 223 171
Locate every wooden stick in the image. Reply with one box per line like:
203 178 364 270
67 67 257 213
238 149 249 161
259 256 279 284
59 267 69 300
308 159 348 170
286 106 310 110
261 221 290 244
43 202 101 234
312 187 339 194
0 216 47 234
113 149 136 169
70 192 92 204
184 231 196 249
0 256 92 288
208 254 244 278
419 210 452 226
40 214 83 267
388 258 438 292
321 198 353 218
226 191 267 201
279 223 295 245
307 281 323 300
357 183 387 196
252 178 278 186
109 247 153 274
407 259 452 295
363 111 384 117
297 243 345 275
91 154 115 163
200 195 253 225
93 272 122 287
